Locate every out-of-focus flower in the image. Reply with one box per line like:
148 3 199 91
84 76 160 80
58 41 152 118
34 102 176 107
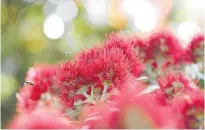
156 72 196 100
130 36 147 60
16 64 58 112
171 89 204 128
146 32 184 64
25 64 57 93
8 108 77 129
80 86 178 129
157 72 192 91
186 33 204 63
16 86 39 112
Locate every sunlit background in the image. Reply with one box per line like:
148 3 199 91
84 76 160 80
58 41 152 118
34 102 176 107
1 0 204 128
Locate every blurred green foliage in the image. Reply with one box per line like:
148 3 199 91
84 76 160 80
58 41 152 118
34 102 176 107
1 0 115 127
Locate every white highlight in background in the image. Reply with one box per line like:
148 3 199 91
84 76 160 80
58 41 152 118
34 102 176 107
179 0 205 20
121 0 157 32
56 0 78 22
47 0 60 4
83 0 108 26
43 14 65 39
22 0 36 3
177 21 201 44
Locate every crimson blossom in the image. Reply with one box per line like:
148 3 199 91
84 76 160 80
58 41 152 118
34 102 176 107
8 32 204 129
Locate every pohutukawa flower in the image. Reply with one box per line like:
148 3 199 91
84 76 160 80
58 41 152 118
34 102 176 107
8 32 204 129
186 33 204 63
170 89 204 129
156 72 194 99
16 64 58 112
104 33 145 76
56 34 144 109
146 32 184 62
25 64 57 93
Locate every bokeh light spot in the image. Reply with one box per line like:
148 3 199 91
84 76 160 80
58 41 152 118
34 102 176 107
177 21 201 44
121 0 157 32
43 14 65 39
56 0 78 22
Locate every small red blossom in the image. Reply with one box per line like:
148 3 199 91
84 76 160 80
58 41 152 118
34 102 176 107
157 72 193 91
186 33 204 62
146 32 184 61
152 72 201 106
25 64 57 93
170 89 204 128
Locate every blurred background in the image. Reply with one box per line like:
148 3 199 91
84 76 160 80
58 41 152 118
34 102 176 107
1 0 204 128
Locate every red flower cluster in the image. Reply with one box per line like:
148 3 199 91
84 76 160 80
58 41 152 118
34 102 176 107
8 32 204 129
187 33 204 63
16 64 57 112
56 33 144 109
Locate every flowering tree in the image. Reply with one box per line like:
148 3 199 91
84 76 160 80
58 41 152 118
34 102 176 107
8 32 204 129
